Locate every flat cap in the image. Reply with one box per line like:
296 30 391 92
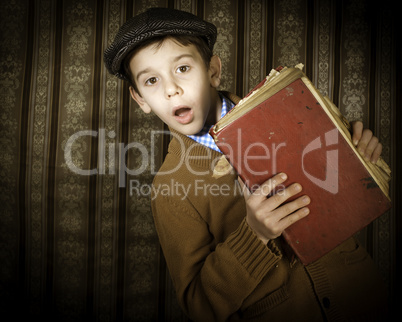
104 7 217 81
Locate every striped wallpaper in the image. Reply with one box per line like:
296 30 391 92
0 0 399 320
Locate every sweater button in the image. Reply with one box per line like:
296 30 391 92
322 297 330 309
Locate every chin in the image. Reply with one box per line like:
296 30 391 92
179 128 201 136
174 124 204 136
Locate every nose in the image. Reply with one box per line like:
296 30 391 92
165 79 182 98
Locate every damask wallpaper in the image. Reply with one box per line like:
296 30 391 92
0 0 399 321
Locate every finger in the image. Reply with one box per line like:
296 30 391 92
274 195 310 219
351 121 363 146
251 173 288 202
277 206 310 232
370 142 382 164
264 182 303 212
260 195 310 238
363 136 379 162
356 129 373 156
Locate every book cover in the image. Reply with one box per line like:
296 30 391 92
210 66 391 265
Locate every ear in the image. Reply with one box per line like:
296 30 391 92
209 55 222 88
129 86 152 114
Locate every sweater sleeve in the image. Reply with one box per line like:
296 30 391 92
152 193 282 321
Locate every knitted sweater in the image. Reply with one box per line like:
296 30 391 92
151 96 388 322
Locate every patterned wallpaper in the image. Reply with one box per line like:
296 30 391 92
0 0 398 320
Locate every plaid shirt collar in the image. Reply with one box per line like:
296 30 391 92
188 94 234 153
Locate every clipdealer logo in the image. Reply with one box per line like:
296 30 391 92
64 128 339 194
64 129 173 188
302 128 338 194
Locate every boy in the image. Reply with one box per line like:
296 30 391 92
104 7 388 321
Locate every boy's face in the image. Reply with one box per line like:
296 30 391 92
129 38 222 135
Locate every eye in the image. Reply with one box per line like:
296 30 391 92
145 77 158 86
176 65 190 73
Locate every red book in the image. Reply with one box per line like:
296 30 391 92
210 66 391 265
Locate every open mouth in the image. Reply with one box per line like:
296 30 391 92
173 107 193 124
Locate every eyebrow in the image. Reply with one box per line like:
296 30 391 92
136 68 151 82
135 54 195 81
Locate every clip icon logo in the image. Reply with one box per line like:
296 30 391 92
302 128 339 194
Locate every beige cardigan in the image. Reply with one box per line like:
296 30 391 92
151 94 388 321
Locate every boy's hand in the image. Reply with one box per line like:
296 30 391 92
238 173 310 244
351 121 382 164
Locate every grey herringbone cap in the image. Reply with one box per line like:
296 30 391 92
104 7 217 81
